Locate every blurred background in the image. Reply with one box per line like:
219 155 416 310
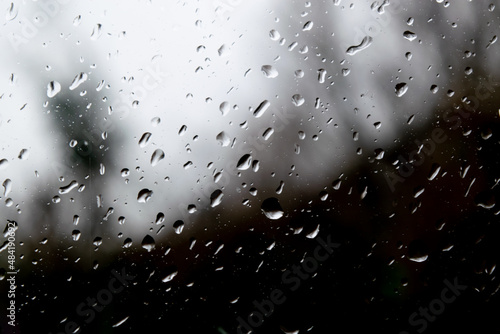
1 0 500 333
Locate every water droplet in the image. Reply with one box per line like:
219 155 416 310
253 100 270 118
464 67 473 75
141 235 156 252
216 131 231 147
276 181 285 194
219 101 230 116
2 179 12 197
69 72 88 91
90 23 102 40
137 189 153 203
47 81 61 98
295 70 304 78
263 127 274 140
261 65 278 78
237 154 252 170
151 117 161 126
318 69 327 83
93 237 103 246
139 132 152 148
6 3 18 21
121 168 130 177
0 159 8 169
302 21 313 31
112 316 130 328
118 216 126 225
59 180 79 195
173 220 184 234
261 197 284 220
178 125 187 136
405 52 413 60
403 31 417 41
374 148 385 160
430 85 439 94
150 149 165 167
210 189 224 207
346 36 373 55
269 29 280 41
319 191 328 201
395 83 408 97
72 230 81 241
73 215 80 225
291 94 305 106
306 224 320 239
428 163 441 181
162 269 178 283
218 44 229 57
73 15 82 26
123 238 133 248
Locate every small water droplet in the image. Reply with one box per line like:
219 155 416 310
430 85 439 94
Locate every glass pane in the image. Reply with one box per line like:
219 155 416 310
1 1 499 333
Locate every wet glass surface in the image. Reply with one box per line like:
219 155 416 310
1 1 500 333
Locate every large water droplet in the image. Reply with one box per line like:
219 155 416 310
2 179 12 197
219 101 230 116
261 197 284 220
302 21 313 31
150 149 165 167
253 100 270 118
139 132 152 148
261 65 278 78
291 94 305 106
237 154 252 170
403 31 417 41
395 83 408 97
69 72 88 91
173 220 184 234
141 235 156 252
210 189 224 207
90 23 102 40
59 180 79 195
47 81 61 98
346 36 373 55
6 3 18 21
216 131 231 147
137 188 153 203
